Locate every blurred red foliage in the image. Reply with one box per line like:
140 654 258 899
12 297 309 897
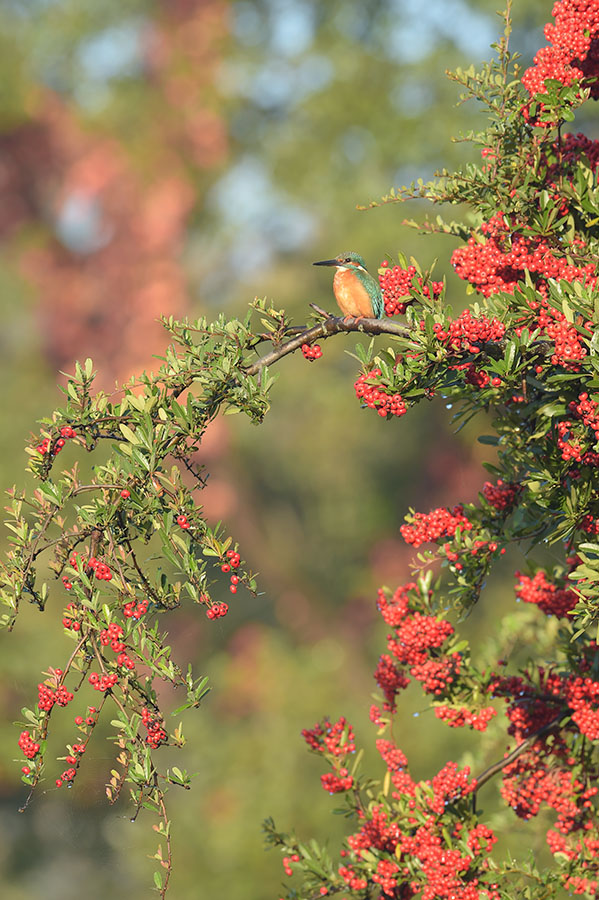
0 0 228 385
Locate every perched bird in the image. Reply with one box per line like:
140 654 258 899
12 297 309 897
313 251 383 320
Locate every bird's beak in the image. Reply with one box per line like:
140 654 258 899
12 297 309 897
313 258 338 267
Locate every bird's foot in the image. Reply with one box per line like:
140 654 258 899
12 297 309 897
343 315 366 324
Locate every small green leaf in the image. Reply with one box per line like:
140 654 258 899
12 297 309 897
119 424 139 445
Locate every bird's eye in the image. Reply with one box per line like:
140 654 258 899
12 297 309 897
344 257 351 263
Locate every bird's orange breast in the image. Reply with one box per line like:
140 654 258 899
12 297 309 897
332 269 374 318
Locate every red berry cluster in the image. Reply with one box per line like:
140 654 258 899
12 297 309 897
222 548 241 593
434 309 505 352
338 865 368 891
301 343 323 361
515 570 578 618
36 424 77 456
206 601 228 619
435 704 497 732
394 764 495 899
141 707 167 748
69 551 113 581
400 505 473 547
375 584 461 708
18 730 40 760
482 479 520 511
378 263 443 316
38 680 74 711
302 716 355 757
463 364 490 389
177 513 190 529
354 369 407 418
348 805 401 855
320 769 353 793
373 654 411 713
62 601 81 630
500 741 594 833
371 858 400 895
566 676 599 740
548 828 599 895
522 0 599 103
100 622 136 670
375 738 407 771
569 391 599 436
88 671 118 692
282 853 301 877
123 597 149 619
531 299 590 368
451 212 598 301
409 654 462 696
55 766 76 787
556 419 584 462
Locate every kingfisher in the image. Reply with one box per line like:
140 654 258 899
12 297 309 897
313 251 383 320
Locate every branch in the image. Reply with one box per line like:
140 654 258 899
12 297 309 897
473 715 562 800
243 306 410 377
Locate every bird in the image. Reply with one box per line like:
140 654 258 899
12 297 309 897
313 251 383 321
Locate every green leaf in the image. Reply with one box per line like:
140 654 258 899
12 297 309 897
119 423 139 445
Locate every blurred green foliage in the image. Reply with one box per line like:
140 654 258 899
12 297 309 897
0 1 563 897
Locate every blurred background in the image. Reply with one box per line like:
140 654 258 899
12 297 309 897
0 1 584 898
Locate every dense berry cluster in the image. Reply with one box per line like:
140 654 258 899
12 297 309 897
515 570 578 617
451 212 598 300
38 680 74 711
301 342 323 361
88 671 119 692
566 676 599 740
482 479 520 511
500 741 596 833
354 368 407 418
376 738 408 771
312 749 498 900
320 768 353 793
302 716 355 757
142 707 168 748
435 704 497 731
434 310 506 352
569 391 599 436
373 654 411 713
206 600 228 619
400 505 473 547
522 0 599 102
68 551 113 581
18 730 40 760
378 262 443 316
373 584 462 712
123 597 149 619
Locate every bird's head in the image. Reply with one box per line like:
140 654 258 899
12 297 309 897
313 251 368 272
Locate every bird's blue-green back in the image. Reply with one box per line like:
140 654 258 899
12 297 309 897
351 263 384 319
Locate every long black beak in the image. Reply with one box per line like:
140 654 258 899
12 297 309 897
313 258 338 267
